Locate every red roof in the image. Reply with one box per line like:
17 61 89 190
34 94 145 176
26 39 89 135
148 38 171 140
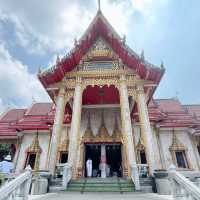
0 109 26 122
184 105 200 121
25 103 52 116
0 100 199 139
0 103 71 139
38 11 164 101
0 109 26 139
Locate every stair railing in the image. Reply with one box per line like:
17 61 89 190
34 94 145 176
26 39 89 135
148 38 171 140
0 166 32 200
130 163 140 191
168 164 200 200
62 163 72 188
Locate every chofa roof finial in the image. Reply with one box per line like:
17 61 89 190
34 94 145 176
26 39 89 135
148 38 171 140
160 61 164 69
141 49 145 61
98 0 101 11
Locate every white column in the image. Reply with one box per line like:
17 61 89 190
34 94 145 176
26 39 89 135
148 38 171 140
48 86 66 175
119 75 140 189
100 144 106 178
136 85 156 174
68 77 83 169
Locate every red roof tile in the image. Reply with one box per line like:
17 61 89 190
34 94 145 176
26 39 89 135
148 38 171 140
155 99 185 113
25 103 52 116
0 109 26 122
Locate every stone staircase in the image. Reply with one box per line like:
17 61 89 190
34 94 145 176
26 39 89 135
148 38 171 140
66 178 134 193
49 177 154 193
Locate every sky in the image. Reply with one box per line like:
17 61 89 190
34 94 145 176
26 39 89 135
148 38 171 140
0 0 200 114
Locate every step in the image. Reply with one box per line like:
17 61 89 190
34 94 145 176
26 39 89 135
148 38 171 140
66 179 135 193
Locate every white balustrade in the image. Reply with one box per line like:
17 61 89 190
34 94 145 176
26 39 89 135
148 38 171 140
130 163 140 191
137 164 149 178
0 166 32 200
56 163 72 188
168 164 200 200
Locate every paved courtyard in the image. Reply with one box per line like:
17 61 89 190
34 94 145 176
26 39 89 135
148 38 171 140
29 192 173 200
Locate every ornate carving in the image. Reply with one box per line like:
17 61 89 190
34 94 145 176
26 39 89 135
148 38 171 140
112 114 122 143
26 133 41 171
84 38 115 60
27 133 41 153
169 130 187 151
83 112 94 143
169 130 191 169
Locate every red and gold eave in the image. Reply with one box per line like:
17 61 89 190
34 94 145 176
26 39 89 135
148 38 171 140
38 10 165 103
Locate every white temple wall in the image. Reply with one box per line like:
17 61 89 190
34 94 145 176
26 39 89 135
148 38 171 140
159 129 199 170
177 130 199 170
15 132 50 172
132 124 161 167
38 133 49 170
16 133 33 173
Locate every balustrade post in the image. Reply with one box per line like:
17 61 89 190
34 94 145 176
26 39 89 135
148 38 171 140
16 166 32 200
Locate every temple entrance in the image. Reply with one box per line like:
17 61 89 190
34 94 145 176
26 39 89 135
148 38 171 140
84 144 122 178
106 144 122 177
85 144 101 177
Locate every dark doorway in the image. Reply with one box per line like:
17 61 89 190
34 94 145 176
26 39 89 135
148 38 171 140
59 151 68 163
25 153 36 169
85 145 101 177
106 144 122 177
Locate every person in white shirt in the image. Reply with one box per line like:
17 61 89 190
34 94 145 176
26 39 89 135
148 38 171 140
0 155 13 185
86 158 92 177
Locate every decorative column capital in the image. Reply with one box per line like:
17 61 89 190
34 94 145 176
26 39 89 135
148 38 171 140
76 76 82 85
119 74 126 83
127 88 136 98
136 85 144 95
65 90 74 104
58 83 66 97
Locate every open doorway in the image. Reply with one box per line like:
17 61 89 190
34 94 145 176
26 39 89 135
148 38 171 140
106 144 122 177
85 144 101 177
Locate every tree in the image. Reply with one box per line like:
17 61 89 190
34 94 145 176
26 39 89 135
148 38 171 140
0 144 11 161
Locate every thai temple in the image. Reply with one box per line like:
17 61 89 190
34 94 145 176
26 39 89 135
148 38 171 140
1 4 200 193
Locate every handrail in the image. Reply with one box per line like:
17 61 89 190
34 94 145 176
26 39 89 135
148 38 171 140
0 166 32 200
56 163 72 188
130 163 140 191
168 164 200 200
137 163 149 177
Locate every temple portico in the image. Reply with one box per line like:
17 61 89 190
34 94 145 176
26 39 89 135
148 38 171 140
45 64 158 183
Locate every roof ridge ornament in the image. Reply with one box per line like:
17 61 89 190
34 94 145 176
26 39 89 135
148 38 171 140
98 0 101 11
141 49 145 61
160 61 164 69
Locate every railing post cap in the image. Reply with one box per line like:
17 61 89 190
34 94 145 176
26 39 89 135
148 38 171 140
168 164 176 172
25 165 32 172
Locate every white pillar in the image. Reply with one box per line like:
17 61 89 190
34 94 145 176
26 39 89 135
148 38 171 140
100 144 106 178
119 75 140 189
68 77 83 169
136 85 156 174
48 86 66 175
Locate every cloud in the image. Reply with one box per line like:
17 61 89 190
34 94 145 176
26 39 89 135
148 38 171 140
0 42 50 114
0 0 137 56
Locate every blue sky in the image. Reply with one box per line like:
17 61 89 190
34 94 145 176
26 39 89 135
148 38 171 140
0 0 199 113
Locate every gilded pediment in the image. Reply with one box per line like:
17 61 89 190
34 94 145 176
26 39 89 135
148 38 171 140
79 38 123 71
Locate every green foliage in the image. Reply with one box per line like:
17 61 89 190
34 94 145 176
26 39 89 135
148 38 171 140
0 144 10 161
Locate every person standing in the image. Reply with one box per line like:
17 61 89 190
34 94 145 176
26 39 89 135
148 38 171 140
0 155 13 185
86 158 92 177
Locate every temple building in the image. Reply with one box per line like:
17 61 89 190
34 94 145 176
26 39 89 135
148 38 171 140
1 8 200 185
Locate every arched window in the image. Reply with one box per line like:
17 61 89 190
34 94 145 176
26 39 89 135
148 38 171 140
136 139 147 164
24 134 41 170
169 131 190 169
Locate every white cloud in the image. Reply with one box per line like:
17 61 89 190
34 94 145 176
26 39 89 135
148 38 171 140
0 43 50 114
0 0 137 55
